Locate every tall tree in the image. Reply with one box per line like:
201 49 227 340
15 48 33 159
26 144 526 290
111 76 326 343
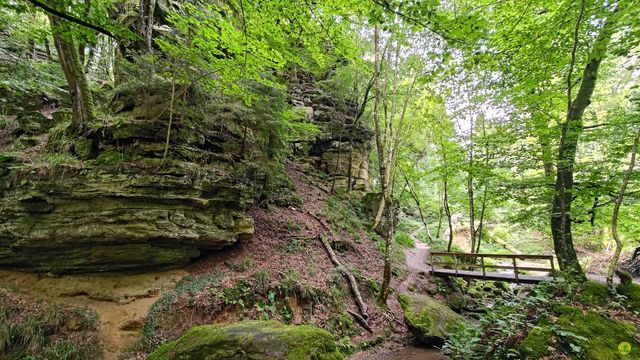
551 3 617 274
49 15 95 132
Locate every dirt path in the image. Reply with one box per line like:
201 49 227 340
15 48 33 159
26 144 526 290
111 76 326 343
397 226 430 293
0 269 186 360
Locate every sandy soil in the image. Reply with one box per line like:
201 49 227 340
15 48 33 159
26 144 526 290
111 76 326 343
0 269 186 360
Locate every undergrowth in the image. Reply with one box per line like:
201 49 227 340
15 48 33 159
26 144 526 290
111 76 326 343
443 278 640 359
0 293 100 360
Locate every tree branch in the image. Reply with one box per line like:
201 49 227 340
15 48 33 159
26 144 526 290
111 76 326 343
26 0 117 39
370 0 464 45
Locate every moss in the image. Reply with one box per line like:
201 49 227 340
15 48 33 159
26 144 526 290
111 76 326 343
73 138 94 160
522 306 640 360
94 150 127 165
618 283 640 311
557 307 639 359
147 320 343 360
578 281 610 306
398 292 466 347
520 325 553 358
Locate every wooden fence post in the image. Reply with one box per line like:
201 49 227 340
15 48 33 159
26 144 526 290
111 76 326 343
453 253 459 276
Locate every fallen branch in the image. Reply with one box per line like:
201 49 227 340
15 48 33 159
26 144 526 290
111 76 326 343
347 309 373 333
318 235 368 320
306 211 369 324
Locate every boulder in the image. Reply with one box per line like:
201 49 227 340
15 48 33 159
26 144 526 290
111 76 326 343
12 111 52 136
147 320 344 360
398 292 467 347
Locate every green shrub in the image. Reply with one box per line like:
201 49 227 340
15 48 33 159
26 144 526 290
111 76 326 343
394 231 414 248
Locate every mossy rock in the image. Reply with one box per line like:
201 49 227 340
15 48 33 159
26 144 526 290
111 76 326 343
147 320 344 360
520 305 640 359
618 283 640 311
398 292 467 347
95 150 127 165
12 111 52 136
578 281 611 306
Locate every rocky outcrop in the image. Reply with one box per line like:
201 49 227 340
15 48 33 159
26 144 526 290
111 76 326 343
147 320 344 360
0 158 253 273
287 73 372 190
0 85 265 274
398 292 467 347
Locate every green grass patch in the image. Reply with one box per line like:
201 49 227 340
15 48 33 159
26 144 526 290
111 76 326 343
395 231 414 248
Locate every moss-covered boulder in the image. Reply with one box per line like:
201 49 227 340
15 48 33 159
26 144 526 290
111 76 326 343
618 282 640 311
147 320 344 360
398 292 467 347
520 305 640 359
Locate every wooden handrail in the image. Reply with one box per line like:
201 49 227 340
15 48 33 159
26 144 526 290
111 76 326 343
430 252 554 260
430 262 554 272
429 251 557 281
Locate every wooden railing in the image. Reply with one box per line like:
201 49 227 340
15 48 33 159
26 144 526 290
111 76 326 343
429 252 556 283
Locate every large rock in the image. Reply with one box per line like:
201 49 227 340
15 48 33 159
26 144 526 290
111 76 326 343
0 88 262 274
0 160 253 273
147 320 344 360
398 292 467 347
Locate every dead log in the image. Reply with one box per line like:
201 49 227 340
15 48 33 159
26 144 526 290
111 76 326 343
347 309 373 333
307 211 369 323
319 235 368 319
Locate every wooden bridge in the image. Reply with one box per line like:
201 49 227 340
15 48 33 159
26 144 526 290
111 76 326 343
429 252 556 284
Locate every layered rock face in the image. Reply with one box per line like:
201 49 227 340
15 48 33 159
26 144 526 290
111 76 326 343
288 73 372 190
0 86 258 273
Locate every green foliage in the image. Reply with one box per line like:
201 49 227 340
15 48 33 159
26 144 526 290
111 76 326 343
0 299 99 360
252 270 271 292
324 192 372 242
225 257 253 273
143 273 223 346
444 279 640 359
394 231 414 248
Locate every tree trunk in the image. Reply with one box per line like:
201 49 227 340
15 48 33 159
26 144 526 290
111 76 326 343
444 175 453 252
138 0 156 52
476 183 488 254
467 163 475 252
49 15 95 133
607 127 640 288
378 196 394 304
372 25 392 305
551 8 614 275
372 25 387 231
436 200 443 240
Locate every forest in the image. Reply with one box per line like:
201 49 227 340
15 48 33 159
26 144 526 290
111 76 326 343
1 0 640 359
